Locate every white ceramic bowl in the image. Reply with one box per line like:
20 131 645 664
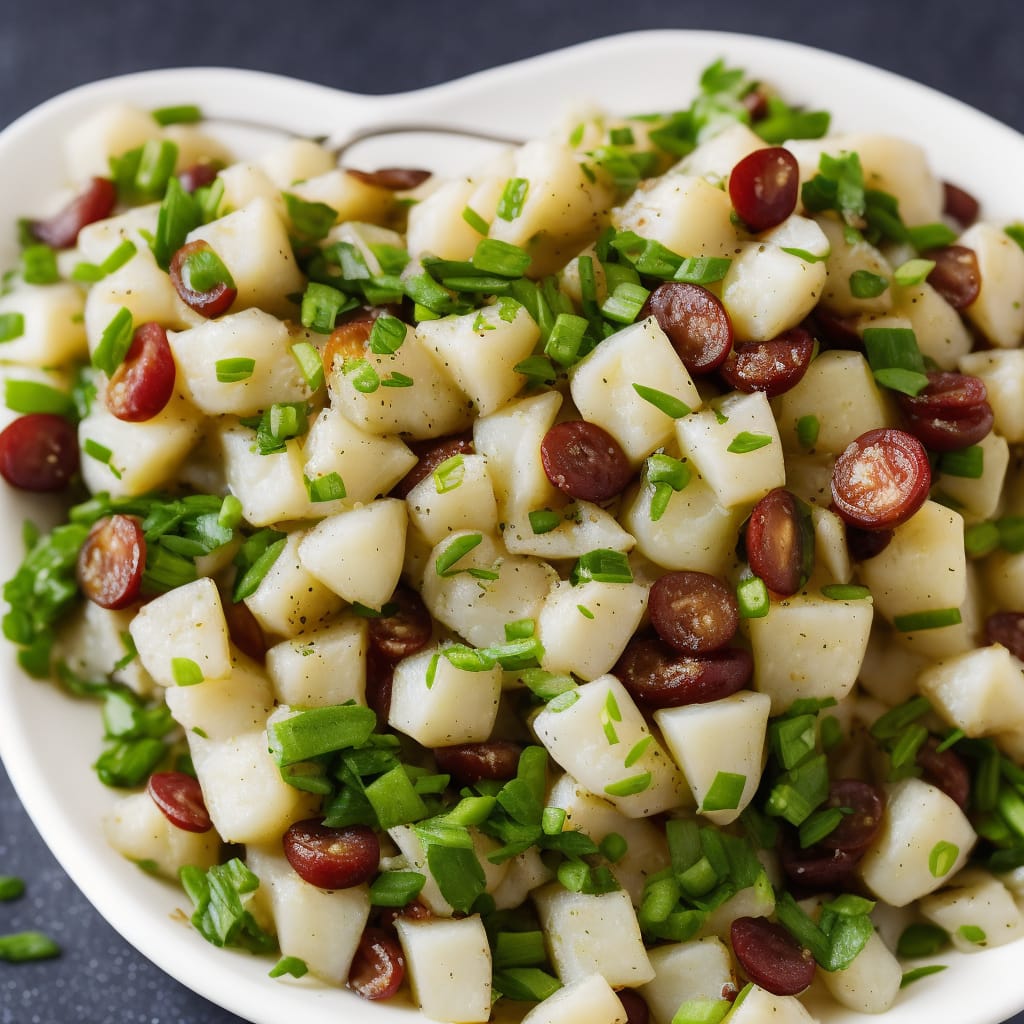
2 28 1024 1024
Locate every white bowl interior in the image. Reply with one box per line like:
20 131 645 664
2 28 1024 1024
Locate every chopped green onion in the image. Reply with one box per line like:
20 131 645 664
570 549 633 585
577 604 595 620
290 341 325 391
670 998 732 1024
893 608 962 632
150 176 201 270
268 955 307 979
435 533 483 576
820 584 871 601
870 696 931 740
908 223 958 251
938 445 984 479
170 657 203 686
215 357 255 383
873 367 930 396
736 576 770 618
849 269 889 298
83 439 121 478
368 314 407 355
1005 224 1024 252
514 354 557 387
301 282 349 334
462 205 489 235
473 238 530 277
780 246 829 263
897 922 949 958
601 281 650 324
900 965 947 988
600 832 628 862
935 728 965 754
179 858 276 953
268 705 377 766
727 431 772 454
702 771 746 812
528 509 561 535
283 192 338 240
433 455 465 494
798 806 844 847
4 380 76 418
604 772 652 796
767 754 829 826
795 414 820 448
182 245 234 292
134 139 179 197
863 326 925 374
72 239 138 283
0 931 61 962
0 876 25 901
894 258 937 286
20 244 59 284
632 383 691 418
152 103 202 126
233 534 287 601
928 840 960 878
625 735 653 768
92 306 134 376
541 806 566 834
492 967 561 1003
770 714 817 770
305 472 346 503
957 924 986 945
544 313 588 366
0 312 25 343
964 521 1000 558
496 178 529 221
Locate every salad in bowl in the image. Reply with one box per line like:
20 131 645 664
2 29 1024 1024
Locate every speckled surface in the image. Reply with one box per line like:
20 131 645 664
2 1 1024 1022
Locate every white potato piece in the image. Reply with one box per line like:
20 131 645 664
302 404 416 514
394 916 492 1023
168 309 313 416
858 627 928 707
920 869 1024 952
569 317 701 462
960 222 1024 348
243 531 344 639
418 302 539 416
622 473 746 573
521 973 626 1024
959 349 1024 442
219 426 311 527
817 216 893 316
638 937 736 1024
888 280 972 370
129 577 231 687
721 239 827 341
104 791 220 880
0 283 86 366
533 884 654 987
187 197 303 317
536 579 648 681
684 122 768 182
256 138 335 187
217 162 284 216
675 391 784 509
56 600 154 696
985 549 1024 611
725 985 817 1024
388 646 501 747
819 929 902 1015
532 675 685 818
288 168 395 226
747 593 873 712
298 499 407 610
504 500 635 559
65 103 163 179
858 501 966 623
698 869 776 939
917 645 1024 737
655 691 771 825
405 454 499 546
775 349 894 454
245 845 370 985
421 532 556 648
76 204 160 264
406 177 486 263
613 174 737 258
164 656 273 741
812 506 853 585
859 777 976 906
265 617 368 707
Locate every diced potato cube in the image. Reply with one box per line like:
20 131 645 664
0 283 86 366
297 498 407 609
698 870 776 939
290 168 396 227
935 430 1008 520
917 645 1024 736
812 506 852 585
491 846 552 912
168 308 313 416
265 617 368 707
920 869 1024 952
104 791 220 879
683 122 767 183
569 317 701 462
56 600 154 696
819 929 902 1014
859 777 976 906
256 139 335 187
187 197 304 317
245 845 370 984
747 593 873 712
521 973 627 1024
675 391 784 509
533 884 654 987
536 579 648 681
219 425 311 527
638 938 736 1024
532 675 685 818
164 656 274 741
418 302 539 416
405 454 498 546
65 103 163 179
217 162 284 216
406 178 481 263
655 691 772 824
394 916 492 1023
389 646 501 747
76 204 160 264
960 222 1024 348
817 216 894 316
725 985 817 1024
129 577 231 687
887 281 972 370
243 531 344 639
504 500 635 559
959 349 1024 442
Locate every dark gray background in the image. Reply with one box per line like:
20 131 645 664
2 0 1023 1022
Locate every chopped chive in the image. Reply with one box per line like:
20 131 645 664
570 549 633 585
897 922 949 958
290 341 325 391
874 367 930 396
528 509 561 535
152 103 202 126
496 177 529 221
908 223 958 252
305 472 346 503
541 806 566 835
672 256 732 285
938 445 984 479
267 704 377 765
72 238 138 283
702 771 746 812
282 192 338 240
473 238 530 278
341 357 380 393
0 876 25 901
494 930 547 969
957 924 986 945
604 772 652 797
893 608 962 632
928 840 960 878
134 139 179 196
647 453 690 492
0 931 61 962
577 604 595 620
894 257 937 286
368 314 407 355
737 576 769 618
301 282 349 335
0 312 25 343
92 306 134 376
820 584 871 601
433 455 465 494
182 245 234 292
819 714 843 752
4 380 76 418
849 269 889 299
863 326 925 375
935 728 965 753
964 521 1000 558
798 806 844 847
1005 224 1024 251
625 735 652 767
218 494 243 529
492 967 561 1003
632 383 691 418
670 999 732 1024
150 176 201 270
436 533 483 576
83 439 121 478
543 313 588 367
381 371 413 388
900 965 947 988
514 355 558 387
462 205 489 235
546 689 580 713
726 431 772 454
232 535 287 601
269 955 308 978
609 126 635 146
794 415 819 448
601 281 650 324
870 696 931 740
170 657 203 686
780 246 829 263
599 831 628 862
215 357 255 383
